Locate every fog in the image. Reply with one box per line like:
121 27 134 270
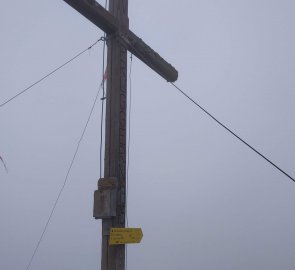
0 1 294 269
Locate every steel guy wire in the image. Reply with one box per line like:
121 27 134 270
125 52 133 270
1 37 104 109
117 37 294 184
100 35 107 178
170 82 295 184
25 76 105 270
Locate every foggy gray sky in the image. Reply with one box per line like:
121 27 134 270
0 1 294 270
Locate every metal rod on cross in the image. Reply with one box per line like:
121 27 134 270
63 1 178 269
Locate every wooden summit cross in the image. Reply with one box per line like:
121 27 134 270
63 1 178 270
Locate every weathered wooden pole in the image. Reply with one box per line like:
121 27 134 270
100 0 128 269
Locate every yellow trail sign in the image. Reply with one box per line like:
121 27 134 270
109 228 143 245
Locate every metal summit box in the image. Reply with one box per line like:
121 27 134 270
93 177 118 219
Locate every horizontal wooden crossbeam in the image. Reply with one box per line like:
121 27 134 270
63 0 178 82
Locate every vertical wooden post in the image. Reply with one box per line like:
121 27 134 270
62 2 177 269
102 1 128 270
